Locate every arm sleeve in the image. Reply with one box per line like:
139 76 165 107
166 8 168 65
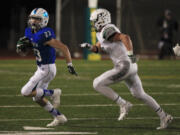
39 28 56 44
103 27 118 41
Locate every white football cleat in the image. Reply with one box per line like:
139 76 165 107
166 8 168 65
51 89 61 108
118 101 133 121
156 114 173 130
46 114 67 127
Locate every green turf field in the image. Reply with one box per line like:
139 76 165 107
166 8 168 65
0 59 179 135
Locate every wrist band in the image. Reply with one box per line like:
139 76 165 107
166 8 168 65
94 46 99 53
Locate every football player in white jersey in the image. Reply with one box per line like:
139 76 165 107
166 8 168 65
80 8 173 130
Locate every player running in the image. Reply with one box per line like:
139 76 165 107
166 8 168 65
80 8 173 130
16 8 77 127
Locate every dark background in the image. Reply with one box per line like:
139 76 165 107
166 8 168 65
0 0 180 57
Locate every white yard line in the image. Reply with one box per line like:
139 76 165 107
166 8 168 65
0 83 180 90
0 103 179 108
0 86 18 89
0 131 98 135
23 126 54 130
0 92 180 97
56 92 180 96
0 117 179 122
62 103 180 107
0 70 32 75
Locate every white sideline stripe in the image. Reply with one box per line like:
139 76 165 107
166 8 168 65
0 103 179 108
0 84 180 90
0 92 180 97
63 103 180 107
23 126 54 130
62 92 180 96
0 117 180 122
0 131 98 135
0 83 180 89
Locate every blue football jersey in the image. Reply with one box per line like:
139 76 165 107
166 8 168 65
25 27 56 65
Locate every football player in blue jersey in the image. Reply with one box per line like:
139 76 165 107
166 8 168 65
16 8 77 127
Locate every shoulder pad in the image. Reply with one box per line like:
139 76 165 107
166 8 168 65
103 26 117 41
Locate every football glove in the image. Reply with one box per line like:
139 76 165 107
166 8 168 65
80 43 92 50
173 43 180 56
16 36 33 55
67 63 78 76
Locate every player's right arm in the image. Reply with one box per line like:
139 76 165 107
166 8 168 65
102 26 136 63
112 33 133 52
102 26 133 55
80 42 101 53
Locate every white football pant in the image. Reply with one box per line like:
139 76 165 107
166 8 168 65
21 64 56 100
93 61 160 111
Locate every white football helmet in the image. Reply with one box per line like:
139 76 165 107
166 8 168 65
28 8 49 31
90 8 111 31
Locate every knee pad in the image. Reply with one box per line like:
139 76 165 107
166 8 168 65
93 78 105 92
93 78 100 90
21 87 30 96
21 80 37 96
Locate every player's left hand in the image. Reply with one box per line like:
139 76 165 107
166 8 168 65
67 64 78 76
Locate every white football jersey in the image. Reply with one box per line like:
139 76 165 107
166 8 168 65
96 24 130 65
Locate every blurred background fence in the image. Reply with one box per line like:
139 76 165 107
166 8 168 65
0 0 180 58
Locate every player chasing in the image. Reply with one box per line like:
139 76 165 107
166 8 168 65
80 8 173 130
16 8 77 127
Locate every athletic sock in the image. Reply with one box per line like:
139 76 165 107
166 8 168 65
43 89 54 96
156 107 166 118
115 95 126 106
44 101 61 117
50 108 61 117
